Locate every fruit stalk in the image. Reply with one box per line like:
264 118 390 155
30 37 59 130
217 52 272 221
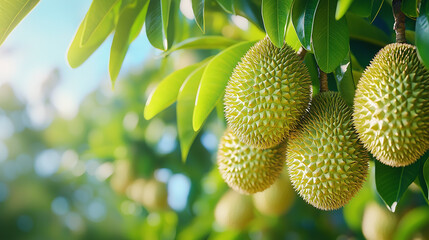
392 0 406 43
297 47 307 60
318 67 328 92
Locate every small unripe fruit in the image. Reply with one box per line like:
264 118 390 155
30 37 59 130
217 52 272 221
217 128 286 194
224 37 311 149
362 203 398 240
353 43 429 167
215 190 254 229
252 171 295 216
287 92 369 210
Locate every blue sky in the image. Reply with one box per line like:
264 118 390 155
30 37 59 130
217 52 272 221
0 0 151 117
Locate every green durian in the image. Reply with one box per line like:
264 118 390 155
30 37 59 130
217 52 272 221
286 92 369 210
224 37 311 149
214 190 254 230
252 170 295 216
217 128 285 194
353 43 429 167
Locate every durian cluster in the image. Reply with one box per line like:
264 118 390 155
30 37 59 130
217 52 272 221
217 37 428 214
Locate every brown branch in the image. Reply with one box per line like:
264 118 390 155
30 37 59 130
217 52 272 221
297 47 307 60
392 0 406 43
318 68 328 92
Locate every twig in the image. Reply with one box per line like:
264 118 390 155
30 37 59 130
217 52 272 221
318 67 328 92
297 47 307 60
392 0 406 43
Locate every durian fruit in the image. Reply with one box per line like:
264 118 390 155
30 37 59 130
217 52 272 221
110 159 134 194
286 92 369 210
214 190 254 230
224 37 312 149
140 178 169 211
217 128 286 194
252 170 295 216
362 202 398 240
353 43 429 167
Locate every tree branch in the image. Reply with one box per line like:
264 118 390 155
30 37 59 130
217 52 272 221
318 68 328 92
297 47 307 60
392 0 406 43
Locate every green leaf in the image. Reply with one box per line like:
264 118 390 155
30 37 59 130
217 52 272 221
394 207 429 240
335 0 354 20
334 52 355 106
67 2 119 68
144 63 202 120
285 19 301 51
145 0 172 50
233 0 265 30
193 41 256 131
216 0 234 13
177 65 206 162
346 13 391 47
416 151 429 201
291 0 318 51
401 0 419 18
343 180 374 231
0 0 40 46
369 0 384 23
164 36 238 55
109 0 149 85
192 0 205 32
416 0 429 70
348 0 372 17
312 0 349 73
303 53 320 96
375 158 420 212
262 0 292 48
423 152 429 196
81 0 121 45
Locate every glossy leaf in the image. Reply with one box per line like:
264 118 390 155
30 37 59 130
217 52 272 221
347 13 391 47
334 52 355 106
416 0 429 69
303 53 320 96
285 19 301 51
262 0 292 48
375 158 420 212
291 0 318 51
192 0 205 32
348 0 372 17
193 41 256 131
394 207 429 240
177 65 206 162
216 0 233 13
67 3 119 68
312 0 349 73
424 153 429 196
109 0 149 84
81 0 121 45
164 36 238 55
144 63 202 120
146 0 171 50
0 0 40 46
369 0 384 23
401 0 419 18
335 0 354 20
233 0 265 30
417 151 429 201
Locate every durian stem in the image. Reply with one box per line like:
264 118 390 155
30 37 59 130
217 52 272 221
318 68 328 92
297 47 307 60
392 0 406 43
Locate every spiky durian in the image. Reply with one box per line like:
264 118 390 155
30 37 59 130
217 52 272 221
353 43 429 167
217 128 286 194
286 92 369 210
224 37 311 149
252 170 295 216
214 190 254 229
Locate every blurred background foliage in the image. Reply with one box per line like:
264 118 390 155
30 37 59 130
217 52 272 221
0 0 429 239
